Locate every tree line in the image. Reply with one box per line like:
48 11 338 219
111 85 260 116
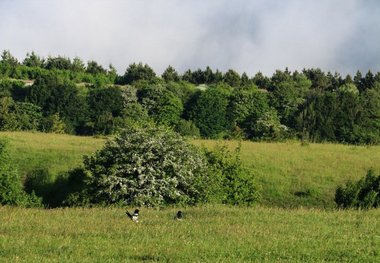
1 50 380 144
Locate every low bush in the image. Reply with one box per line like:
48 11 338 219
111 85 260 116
335 169 380 209
0 139 41 207
174 119 200 138
204 143 260 206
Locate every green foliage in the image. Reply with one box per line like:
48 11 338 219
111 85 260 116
249 109 288 140
354 86 380 144
162 65 180 82
86 61 106 75
0 139 41 207
0 79 26 99
166 81 197 106
223 69 241 87
23 52 45 68
188 84 232 138
1 50 19 67
335 169 380 209
3 131 380 208
295 90 338 142
252 72 271 89
334 88 362 143
81 127 259 207
0 97 42 131
270 72 310 127
24 168 54 203
338 83 359 94
26 73 88 133
138 85 183 126
87 86 124 134
122 103 150 125
27 73 77 115
1 50 380 144
13 102 42 130
84 126 209 207
174 119 200 138
204 143 260 205
228 86 270 137
181 67 223 85
41 113 66 133
0 97 19 130
122 63 156 84
45 56 72 70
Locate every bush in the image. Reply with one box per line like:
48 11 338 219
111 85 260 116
175 119 200 138
79 126 259 208
19 127 259 208
0 139 41 207
248 109 288 141
84 125 209 207
204 143 260 206
335 169 380 209
40 113 66 133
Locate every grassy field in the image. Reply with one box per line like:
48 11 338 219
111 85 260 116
0 205 379 262
0 132 105 176
195 140 380 208
1 131 380 208
1 132 380 262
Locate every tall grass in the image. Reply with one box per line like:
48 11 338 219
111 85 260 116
0 205 379 262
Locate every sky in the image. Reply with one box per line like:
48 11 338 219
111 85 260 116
1 0 380 76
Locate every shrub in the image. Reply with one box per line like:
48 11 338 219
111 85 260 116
0 139 41 207
40 113 66 133
83 125 209 207
174 119 200 138
204 143 260 206
248 109 288 141
81 126 259 207
335 169 380 209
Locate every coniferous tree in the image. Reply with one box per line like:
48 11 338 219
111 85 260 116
162 65 180 82
123 63 156 84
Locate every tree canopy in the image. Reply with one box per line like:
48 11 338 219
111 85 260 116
1 50 380 144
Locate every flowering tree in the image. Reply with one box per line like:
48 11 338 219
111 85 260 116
84 126 208 207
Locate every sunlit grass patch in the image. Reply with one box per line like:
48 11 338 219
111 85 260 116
0 205 379 262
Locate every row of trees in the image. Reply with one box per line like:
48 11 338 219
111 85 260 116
1 51 380 144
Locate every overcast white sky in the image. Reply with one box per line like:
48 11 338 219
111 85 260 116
1 0 379 76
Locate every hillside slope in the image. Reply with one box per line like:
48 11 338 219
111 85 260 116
2 132 380 208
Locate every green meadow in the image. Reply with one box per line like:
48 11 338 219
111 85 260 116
1 206 379 262
1 132 380 261
0 132 105 176
2 132 379 208
194 139 380 208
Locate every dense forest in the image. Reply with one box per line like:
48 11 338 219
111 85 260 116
1 50 379 144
